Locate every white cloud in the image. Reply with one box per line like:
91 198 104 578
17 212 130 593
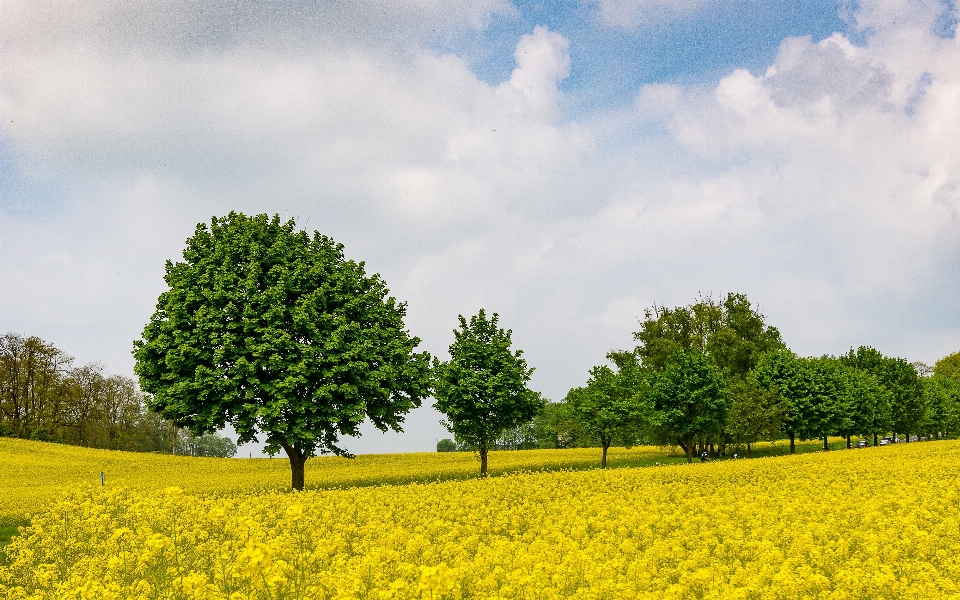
2 0 960 455
617 4 960 355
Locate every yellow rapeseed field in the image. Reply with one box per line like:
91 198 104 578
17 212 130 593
3 439 959 599
0 438 675 525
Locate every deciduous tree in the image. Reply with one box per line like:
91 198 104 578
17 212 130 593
634 293 785 376
565 362 646 468
934 351 960 382
840 347 925 443
648 350 729 463
725 374 782 456
432 310 544 477
134 213 431 490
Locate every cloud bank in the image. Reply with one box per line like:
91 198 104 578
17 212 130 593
2 0 958 453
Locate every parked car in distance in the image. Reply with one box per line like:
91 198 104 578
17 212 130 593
879 438 892 446
855 441 869 448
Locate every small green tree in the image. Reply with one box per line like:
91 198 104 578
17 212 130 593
528 401 592 449
934 351 960 381
725 374 782 456
134 213 431 490
648 350 729 463
432 310 544 477
436 438 457 452
565 363 646 468
181 431 237 457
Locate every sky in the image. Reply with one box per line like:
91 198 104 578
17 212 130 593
2 0 959 457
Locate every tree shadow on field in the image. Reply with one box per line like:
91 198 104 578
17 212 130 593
0 521 28 566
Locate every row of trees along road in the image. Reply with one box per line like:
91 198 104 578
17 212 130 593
0 333 236 456
133 212 960 487
548 294 960 463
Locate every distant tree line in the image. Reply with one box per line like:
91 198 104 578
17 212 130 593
0 332 236 457
438 294 960 464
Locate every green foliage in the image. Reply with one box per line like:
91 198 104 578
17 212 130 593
0 332 198 454
924 376 960 437
493 422 540 450
838 366 890 440
633 293 785 376
179 430 237 458
528 401 593 449
648 350 730 462
436 438 457 452
432 309 545 476
753 352 851 445
565 362 647 467
134 212 431 490
724 374 783 454
840 347 926 438
934 351 960 382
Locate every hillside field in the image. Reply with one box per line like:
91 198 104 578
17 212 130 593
2 438 959 598
0 438 696 528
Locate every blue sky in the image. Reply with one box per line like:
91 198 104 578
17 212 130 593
441 0 849 108
2 0 959 455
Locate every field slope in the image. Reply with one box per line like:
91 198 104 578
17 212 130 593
0 437 689 525
2 439 959 598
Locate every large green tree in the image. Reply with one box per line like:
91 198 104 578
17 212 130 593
633 293 785 376
648 350 730 463
432 309 544 477
753 351 844 453
836 366 889 447
133 213 431 490
564 362 646 468
0 333 73 440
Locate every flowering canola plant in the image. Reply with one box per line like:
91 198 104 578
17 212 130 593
4 440 960 599
0 438 672 525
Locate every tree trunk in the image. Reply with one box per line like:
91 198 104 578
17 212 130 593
709 443 715 456
480 446 489 477
874 433 879 447
823 436 829 451
904 432 909 443
789 432 795 454
282 443 307 491
684 434 693 463
602 440 610 469
846 435 851 449
746 442 752 458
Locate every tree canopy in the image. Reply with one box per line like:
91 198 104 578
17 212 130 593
934 351 960 382
724 374 782 456
840 347 925 441
633 293 785 376
133 213 431 490
432 309 544 476
648 350 730 462
564 361 646 468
